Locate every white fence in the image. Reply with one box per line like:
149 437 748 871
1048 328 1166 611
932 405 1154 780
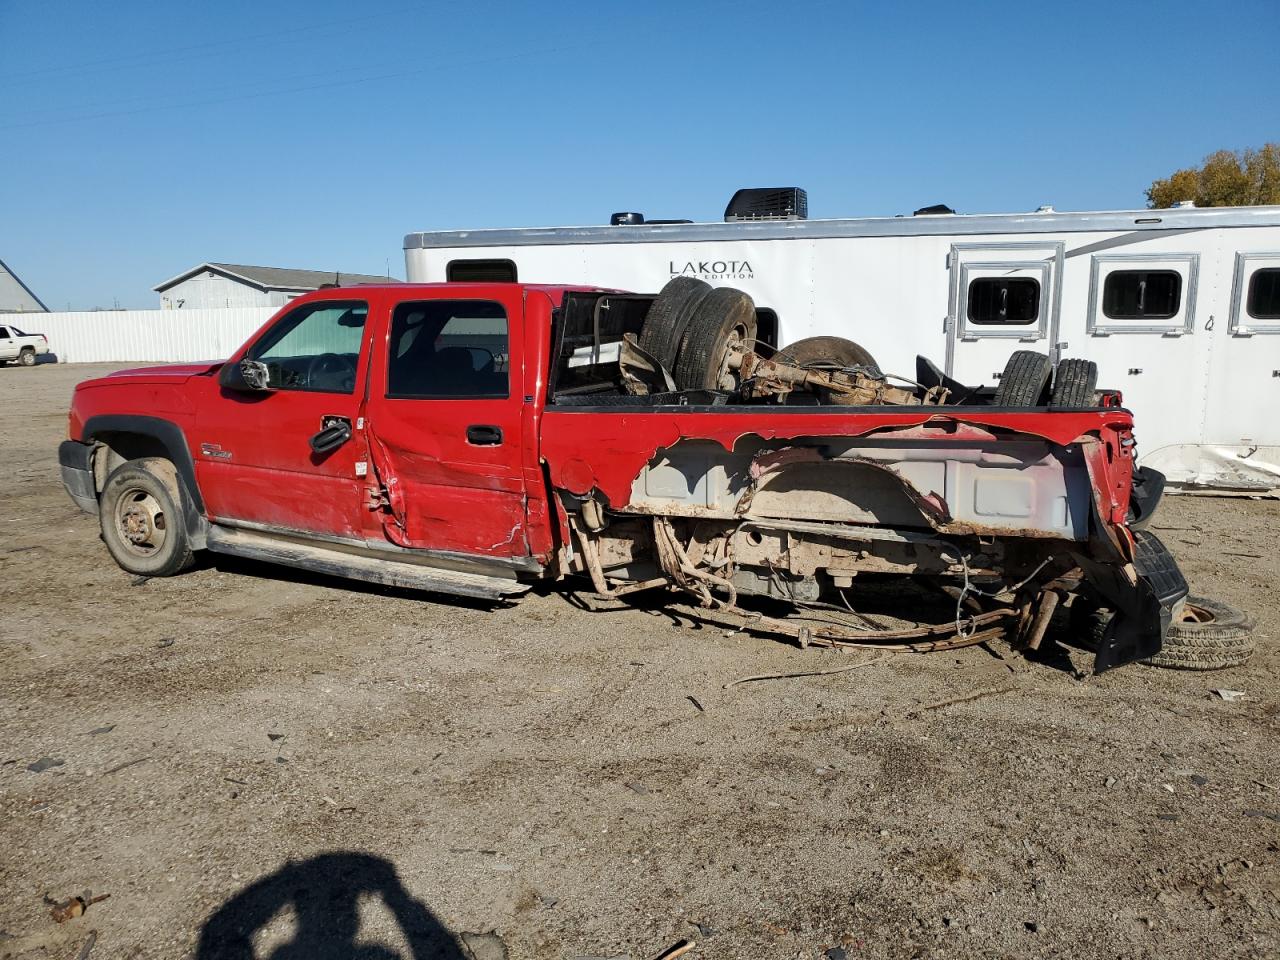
0 307 275 363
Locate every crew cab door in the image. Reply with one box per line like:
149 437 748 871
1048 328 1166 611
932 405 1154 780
195 296 375 538
0 327 16 360
363 290 530 558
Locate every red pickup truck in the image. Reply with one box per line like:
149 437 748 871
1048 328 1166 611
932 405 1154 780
60 280 1191 671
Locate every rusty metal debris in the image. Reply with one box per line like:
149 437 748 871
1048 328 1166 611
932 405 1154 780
684 602 1012 653
902 686 1020 719
723 653 890 689
46 892 109 924
75 930 97 960
650 940 695 960
735 351 949 406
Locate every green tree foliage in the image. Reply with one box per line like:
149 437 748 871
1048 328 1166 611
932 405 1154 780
1146 143 1280 208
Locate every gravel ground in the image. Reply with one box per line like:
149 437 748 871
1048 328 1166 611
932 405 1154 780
1 362 1277 960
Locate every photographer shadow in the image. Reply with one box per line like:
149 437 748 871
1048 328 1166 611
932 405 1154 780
196 852 467 960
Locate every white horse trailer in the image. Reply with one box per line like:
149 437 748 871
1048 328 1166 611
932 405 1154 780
404 198 1280 491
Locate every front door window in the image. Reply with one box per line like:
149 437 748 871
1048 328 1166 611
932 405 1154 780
248 301 368 393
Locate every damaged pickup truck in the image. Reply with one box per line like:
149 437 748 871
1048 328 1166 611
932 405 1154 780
61 277 1223 671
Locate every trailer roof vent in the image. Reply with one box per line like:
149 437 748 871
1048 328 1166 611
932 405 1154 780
610 212 645 225
1172 200 1197 209
724 187 808 222
1035 204 1056 213
913 204 955 216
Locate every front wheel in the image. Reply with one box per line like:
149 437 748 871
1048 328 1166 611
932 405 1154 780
99 460 196 576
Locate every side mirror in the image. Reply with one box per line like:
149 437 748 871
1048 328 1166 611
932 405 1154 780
219 358 272 392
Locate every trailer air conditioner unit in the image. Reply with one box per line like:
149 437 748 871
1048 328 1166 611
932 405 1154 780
724 187 808 222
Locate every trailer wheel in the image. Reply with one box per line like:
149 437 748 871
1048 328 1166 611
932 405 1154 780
672 286 758 391
775 336 880 373
1090 597 1256 671
638 277 713 374
993 350 1051 406
1050 358 1099 407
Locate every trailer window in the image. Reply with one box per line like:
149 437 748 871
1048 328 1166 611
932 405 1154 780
387 299 509 399
966 278 1039 325
1247 268 1280 320
1102 270 1181 320
446 259 517 283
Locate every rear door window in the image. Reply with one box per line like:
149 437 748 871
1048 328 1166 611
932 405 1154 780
387 300 509 398
966 278 1040 325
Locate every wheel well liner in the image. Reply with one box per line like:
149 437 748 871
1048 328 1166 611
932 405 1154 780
82 415 205 514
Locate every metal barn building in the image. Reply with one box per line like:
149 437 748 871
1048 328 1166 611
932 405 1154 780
0 258 49 313
155 262 393 310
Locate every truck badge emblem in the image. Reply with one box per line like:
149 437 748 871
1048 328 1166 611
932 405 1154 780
200 442 232 460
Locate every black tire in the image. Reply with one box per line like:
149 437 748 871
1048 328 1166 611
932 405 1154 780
671 286 758 391
638 277 713 374
18 347 36 367
1050 358 1098 407
99 459 196 577
775 335 880 373
1090 596 1256 671
993 350 1051 406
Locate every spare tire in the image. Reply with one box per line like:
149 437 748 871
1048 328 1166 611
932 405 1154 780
1050 358 1099 407
774 335 879 373
993 350 1051 406
638 277 713 374
1090 596 1256 671
671 287 758 391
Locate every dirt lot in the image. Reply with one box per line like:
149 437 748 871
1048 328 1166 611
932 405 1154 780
1 362 1277 960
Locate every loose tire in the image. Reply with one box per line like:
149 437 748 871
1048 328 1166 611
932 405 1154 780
671 286 758 391
99 459 196 577
638 277 713 374
1091 596 1256 671
1050 358 1098 407
18 347 36 367
993 350 1051 406
774 335 879 373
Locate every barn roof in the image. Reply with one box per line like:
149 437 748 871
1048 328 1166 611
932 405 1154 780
154 262 395 293
0 258 49 313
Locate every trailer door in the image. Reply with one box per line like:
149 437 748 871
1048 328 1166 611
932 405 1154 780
946 242 1063 387
1200 250 1280 487
1070 252 1205 483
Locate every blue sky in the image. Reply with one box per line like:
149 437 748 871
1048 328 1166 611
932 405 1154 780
1 0 1276 309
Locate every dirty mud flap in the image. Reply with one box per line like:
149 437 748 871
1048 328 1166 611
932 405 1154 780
1075 530 1189 672
58 439 98 514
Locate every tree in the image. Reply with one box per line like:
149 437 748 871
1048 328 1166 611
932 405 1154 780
1146 143 1280 208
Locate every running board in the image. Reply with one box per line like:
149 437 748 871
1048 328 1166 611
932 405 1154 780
205 525 530 601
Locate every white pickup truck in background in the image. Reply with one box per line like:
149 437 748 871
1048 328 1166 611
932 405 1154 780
0 323 50 366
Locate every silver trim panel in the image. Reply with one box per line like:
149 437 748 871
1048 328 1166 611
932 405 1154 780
404 207 1280 250
1228 252 1280 335
1086 253 1199 337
